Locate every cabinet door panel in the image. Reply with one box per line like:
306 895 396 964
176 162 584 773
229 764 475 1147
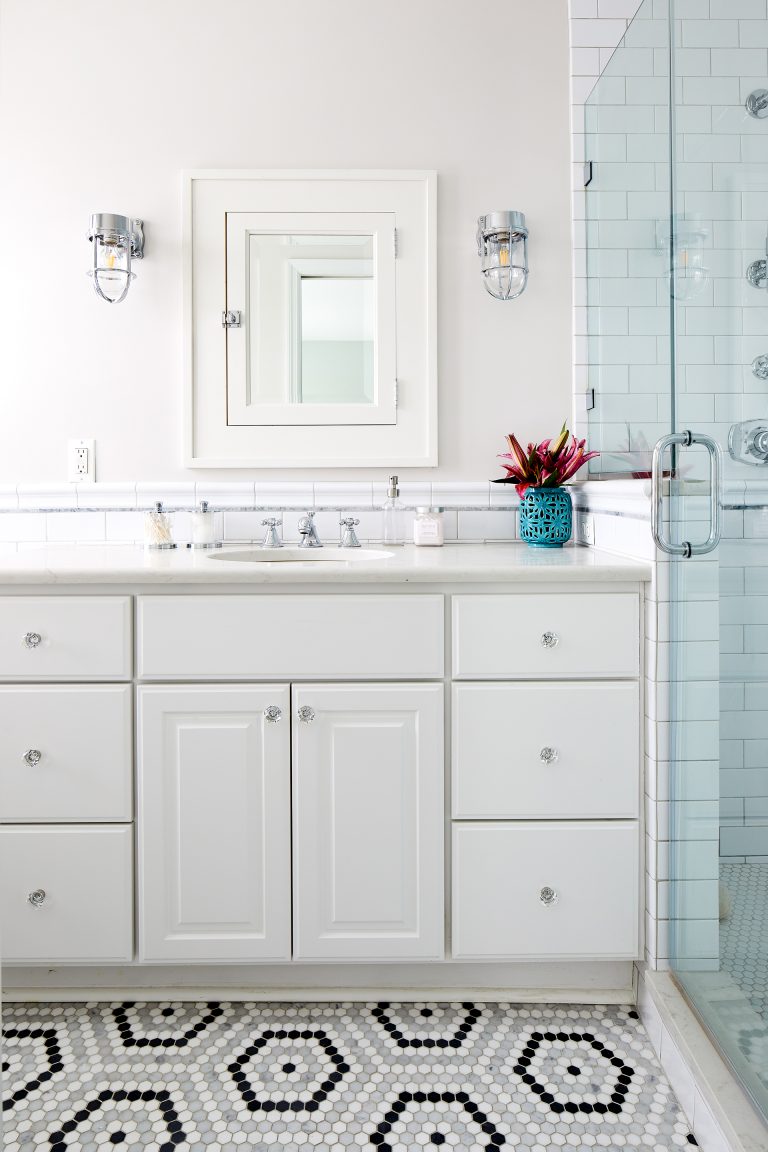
452 821 639 960
293 683 444 960
138 685 290 962
0 825 133 963
452 682 639 819
0 685 132 822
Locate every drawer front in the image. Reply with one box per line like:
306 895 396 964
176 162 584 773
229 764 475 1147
452 821 639 960
452 682 639 819
452 594 639 679
138 595 444 679
0 596 132 681
0 825 133 962
0 686 132 822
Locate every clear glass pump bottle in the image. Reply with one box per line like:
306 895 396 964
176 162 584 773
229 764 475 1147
382 474 404 546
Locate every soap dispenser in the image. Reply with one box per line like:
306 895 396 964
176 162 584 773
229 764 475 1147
382 474 404 546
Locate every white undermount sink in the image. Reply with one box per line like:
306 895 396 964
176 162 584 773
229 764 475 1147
209 546 394 564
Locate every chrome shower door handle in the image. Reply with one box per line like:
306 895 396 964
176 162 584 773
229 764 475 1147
651 431 721 559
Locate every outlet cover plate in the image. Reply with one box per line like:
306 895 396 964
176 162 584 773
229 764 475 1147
67 438 96 483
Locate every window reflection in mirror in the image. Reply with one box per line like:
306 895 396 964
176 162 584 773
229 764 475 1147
246 233 374 408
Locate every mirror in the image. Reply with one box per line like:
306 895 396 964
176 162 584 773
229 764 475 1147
185 171 436 467
245 234 373 407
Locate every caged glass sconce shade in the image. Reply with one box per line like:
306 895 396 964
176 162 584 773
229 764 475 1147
477 211 529 300
87 213 144 304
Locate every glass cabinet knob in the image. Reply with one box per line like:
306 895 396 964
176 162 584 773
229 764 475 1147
264 706 282 723
297 706 316 723
27 888 46 907
540 631 559 649
539 886 558 907
23 632 42 649
539 746 558 765
24 749 42 767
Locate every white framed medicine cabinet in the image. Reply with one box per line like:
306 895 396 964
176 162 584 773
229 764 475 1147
183 170 437 468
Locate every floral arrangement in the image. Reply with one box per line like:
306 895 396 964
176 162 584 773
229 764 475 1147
494 423 599 497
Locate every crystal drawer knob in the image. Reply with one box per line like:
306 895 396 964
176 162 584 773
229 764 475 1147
23 632 42 649
539 746 558 765
539 886 558 907
24 749 42 767
540 631 559 649
27 889 46 907
264 706 282 723
297 706 316 723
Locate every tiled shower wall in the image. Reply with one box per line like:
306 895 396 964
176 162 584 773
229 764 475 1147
720 489 768 860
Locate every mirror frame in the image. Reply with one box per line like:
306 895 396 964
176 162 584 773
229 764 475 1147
183 170 437 468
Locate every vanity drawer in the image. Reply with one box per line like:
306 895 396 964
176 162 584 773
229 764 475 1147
452 682 639 819
0 686 132 822
137 595 444 679
452 593 639 679
0 825 133 963
452 821 639 960
0 596 132 681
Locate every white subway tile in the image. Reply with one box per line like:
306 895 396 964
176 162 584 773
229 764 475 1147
0 512 46 543
571 18 630 47
46 512 105 543
682 19 739 46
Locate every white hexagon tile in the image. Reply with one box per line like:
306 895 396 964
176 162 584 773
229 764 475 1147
2 1001 700 1149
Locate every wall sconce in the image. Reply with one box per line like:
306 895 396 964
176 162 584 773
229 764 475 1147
476 211 529 300
87 213 144 304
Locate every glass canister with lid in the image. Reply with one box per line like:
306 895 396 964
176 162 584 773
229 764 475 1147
413 506 445 546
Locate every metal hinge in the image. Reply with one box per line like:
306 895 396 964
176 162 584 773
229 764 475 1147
583 161 593 188
394 379 399 408
393 228 399 258
222 310 242 328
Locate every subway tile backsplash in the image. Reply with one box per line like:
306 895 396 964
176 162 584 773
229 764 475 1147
0 481 519 545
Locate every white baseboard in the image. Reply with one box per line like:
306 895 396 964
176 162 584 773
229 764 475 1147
2 960 634 1003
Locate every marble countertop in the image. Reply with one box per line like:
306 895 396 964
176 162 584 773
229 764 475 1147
0 543 651 585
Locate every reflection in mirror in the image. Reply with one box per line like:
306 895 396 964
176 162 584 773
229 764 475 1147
246 233 374 408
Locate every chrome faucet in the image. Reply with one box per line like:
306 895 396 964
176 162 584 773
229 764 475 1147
261 517 283 548
298 510 322 548
339 516 361 548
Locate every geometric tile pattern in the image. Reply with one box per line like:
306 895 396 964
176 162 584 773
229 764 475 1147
720 861 768 1021
1 1001 698 1149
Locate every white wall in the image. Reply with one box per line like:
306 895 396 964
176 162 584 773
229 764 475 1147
0 0 572 483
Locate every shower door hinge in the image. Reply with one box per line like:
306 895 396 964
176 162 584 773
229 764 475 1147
394 379 399 408
585 388 595 412
221 309 242 328
393 228 399 258
583 161 593 188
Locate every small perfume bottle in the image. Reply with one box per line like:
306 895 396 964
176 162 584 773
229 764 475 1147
382 475 404 546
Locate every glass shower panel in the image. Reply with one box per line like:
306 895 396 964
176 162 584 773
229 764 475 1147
668 0 768 1119
585 0 673 477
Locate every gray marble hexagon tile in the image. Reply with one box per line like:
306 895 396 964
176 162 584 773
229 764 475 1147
2 1001 700 1150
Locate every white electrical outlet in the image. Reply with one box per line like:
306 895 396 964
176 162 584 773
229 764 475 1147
578 513 595 547
68 439 96 483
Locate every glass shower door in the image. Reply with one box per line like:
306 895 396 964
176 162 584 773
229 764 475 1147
667 0 768 1118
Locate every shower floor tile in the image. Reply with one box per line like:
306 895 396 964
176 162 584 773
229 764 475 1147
720 860 768 1021
1 1001 698 1150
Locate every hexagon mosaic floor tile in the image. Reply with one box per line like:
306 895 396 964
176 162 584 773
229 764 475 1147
720 861 768 1020
2 1001 699 1150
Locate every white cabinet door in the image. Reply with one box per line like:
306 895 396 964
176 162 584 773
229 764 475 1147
0 825 133 963
138 685 291 962
452 682 640 819
293 683 444 961
0 685 132 822
452 821 640 961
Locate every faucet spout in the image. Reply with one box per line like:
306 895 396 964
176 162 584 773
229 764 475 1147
298 510 323 548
